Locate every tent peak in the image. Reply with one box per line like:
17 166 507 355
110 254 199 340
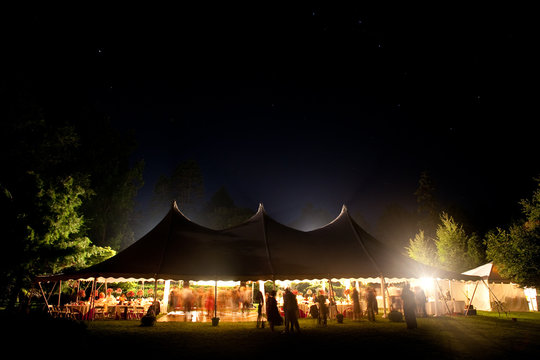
334 204 349 220
171 200 191 221
319 204 350 228
257 203 266 214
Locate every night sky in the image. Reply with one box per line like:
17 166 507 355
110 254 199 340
5 5 538 235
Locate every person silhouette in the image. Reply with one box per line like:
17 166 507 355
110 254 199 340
265 290 282 331
401 283 418 329
283 288 300 333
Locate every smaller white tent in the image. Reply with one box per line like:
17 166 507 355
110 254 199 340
456 262 536 312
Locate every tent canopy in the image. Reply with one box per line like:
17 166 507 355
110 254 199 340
462 262 507 282
36 202 479 283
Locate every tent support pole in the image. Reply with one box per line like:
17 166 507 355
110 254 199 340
465 281 479 316
162 280 170 314
44 282 57 306
435 279 452 315
89 278 96 321
380 276 387 318
328 278 339 318
154 279 158 314
214 279 218 320
58 280 62 307
482 279 506 317
433 278 440 316
259 280 266 315
38 282 51 313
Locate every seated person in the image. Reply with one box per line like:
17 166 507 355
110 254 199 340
94 292 106 305
118 293 127 303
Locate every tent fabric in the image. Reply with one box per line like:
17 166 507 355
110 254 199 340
462 262 506 282
461 262 531 311
36 202 479 283
489 283 530 311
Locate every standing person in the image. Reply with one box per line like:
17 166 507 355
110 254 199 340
204 288 215 319
240 285 251 316
254 288 265 328
283 288 300 333
366 287 377 321
317 290 328 326
180 282 194 322
238 284 246 315
414 286 427 317
231 287 240 315
401 283 418 329
265 290 282 331
352 286 362 320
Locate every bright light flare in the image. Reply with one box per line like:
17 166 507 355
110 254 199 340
419 277 435 292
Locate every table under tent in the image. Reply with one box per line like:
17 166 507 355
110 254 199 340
35 202 480 322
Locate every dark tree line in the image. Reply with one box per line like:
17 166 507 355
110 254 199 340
0 81 143 310
406 171 540 287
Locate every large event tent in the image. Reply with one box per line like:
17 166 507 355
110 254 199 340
36 202 481 318
36 201 477 284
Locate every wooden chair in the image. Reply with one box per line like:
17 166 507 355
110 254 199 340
134 306 145 319
47 305 59 318
67 307 82 320
94 306 105 319
52 305 68 318
106 305 118 319
126 307 133 319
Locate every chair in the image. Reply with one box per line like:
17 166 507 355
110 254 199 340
53 305 68 318
126 307 134 319
107 305 117 319
94 306 105 319
69 307 83 320
48 305 59 318
134 306 145 319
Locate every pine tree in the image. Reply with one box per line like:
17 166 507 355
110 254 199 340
435 212 483 272
406 230 438 267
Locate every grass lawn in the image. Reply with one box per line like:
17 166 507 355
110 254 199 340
6 311 540 359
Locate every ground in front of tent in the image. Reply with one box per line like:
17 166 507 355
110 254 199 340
8 311 540 358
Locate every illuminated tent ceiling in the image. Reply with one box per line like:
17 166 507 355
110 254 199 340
36 202 479 283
